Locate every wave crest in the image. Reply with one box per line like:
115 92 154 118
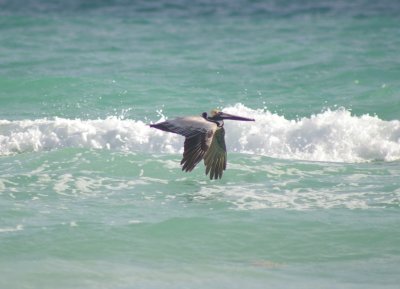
1 104 400 163
224 104 400 162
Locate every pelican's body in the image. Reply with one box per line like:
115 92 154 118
150 109 255 179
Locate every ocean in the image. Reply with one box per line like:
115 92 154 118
1 0 400 288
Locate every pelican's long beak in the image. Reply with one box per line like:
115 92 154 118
219 112 255 121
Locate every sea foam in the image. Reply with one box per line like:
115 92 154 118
1 103 399 163
223 104 400 162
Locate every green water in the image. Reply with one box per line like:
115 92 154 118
1 1 400 288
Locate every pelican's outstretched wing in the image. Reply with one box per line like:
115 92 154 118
151 116 217 173
150 116 215 138
204 127 227 180
181 130 213 172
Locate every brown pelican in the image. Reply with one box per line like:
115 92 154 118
150 109 255 179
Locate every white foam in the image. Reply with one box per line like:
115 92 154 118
224 103 400 162
0 116 181 156
0 224 23 233
1 103 400 163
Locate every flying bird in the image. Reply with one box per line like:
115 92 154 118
150 109 255 179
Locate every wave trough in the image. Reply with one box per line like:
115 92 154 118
1 104 399 163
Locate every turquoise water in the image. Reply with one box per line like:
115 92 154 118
1 1 400 288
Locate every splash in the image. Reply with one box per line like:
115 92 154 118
1 103 400 163
223 104 400 162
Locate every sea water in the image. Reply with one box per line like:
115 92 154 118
1 1 400 288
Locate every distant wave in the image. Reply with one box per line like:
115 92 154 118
1 103 400 162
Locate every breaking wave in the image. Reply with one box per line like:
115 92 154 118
1 103 400 163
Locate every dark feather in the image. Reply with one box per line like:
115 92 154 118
204 128 227 180
181 132 211 172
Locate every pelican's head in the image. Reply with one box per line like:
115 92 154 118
210 109 221 118
202 109 255 122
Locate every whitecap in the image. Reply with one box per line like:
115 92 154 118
1 104 399 163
